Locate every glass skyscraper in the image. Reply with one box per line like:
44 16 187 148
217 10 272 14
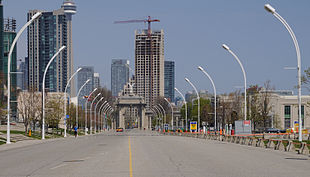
2 18 17 121
164 61 175 102
111 59 129 97
27 0 76 95
77 66 94 107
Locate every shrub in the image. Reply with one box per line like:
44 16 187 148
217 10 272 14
282 140 289 148
292 140 302 149
263 139 269 147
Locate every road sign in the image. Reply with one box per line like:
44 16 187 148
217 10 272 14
164 124 169 130
244 120 251 126
190 121 197 131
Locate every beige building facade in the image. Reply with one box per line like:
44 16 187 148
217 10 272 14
270 94 310 130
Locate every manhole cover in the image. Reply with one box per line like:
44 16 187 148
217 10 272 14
285 157 308 161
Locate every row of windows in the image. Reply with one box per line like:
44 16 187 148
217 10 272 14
284 105 304 129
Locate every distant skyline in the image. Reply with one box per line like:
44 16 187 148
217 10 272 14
3 0 310 95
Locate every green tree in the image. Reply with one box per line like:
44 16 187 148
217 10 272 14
181 98 212 127
46 94 64 131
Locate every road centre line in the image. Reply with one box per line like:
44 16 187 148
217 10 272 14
128 136 133 177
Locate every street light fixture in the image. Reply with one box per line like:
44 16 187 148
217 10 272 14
264 3 303 141
157 104 166 130
98 101 107 131
90 93 101 134
175 87 188 131
185 77 200 132
42 46 66 140
94 97 104 133
222 44 247 121
76 79 91 129
85 88 98 135
6 12 42 144
102 103 110 129
154 106 163 130
150 108 159 129
64 67 82 137
198 66 217 131
164 98 174 130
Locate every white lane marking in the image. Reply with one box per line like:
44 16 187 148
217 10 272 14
50 163 67 170
83 156 91 160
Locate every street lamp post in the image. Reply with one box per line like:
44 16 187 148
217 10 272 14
175 87 188 131
164 98 174 130
98 101 107 131
157 104 166 130
6 12 42 144
185 78 200 132
64 68 82 137
264 4 303 142
90 93 101 134
198 66 217 131
85 88 98 135
76 79 91 129
222 44 247 121
42 46 66 140
150 108 159 129
102 103 110 128
154 106 163 130
94 97 104 133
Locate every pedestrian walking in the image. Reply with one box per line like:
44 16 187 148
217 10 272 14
74 126 78 138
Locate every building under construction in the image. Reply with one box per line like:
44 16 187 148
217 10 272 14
135 29 164 109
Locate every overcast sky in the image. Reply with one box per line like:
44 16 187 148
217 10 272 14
3 0 310 95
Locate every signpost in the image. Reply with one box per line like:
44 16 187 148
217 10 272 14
164 124 169 131
190 121 197 132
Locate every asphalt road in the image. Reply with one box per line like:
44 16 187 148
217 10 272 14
0 129 309 177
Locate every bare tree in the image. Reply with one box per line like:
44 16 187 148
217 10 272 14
258 80 273 128
46 93 64 131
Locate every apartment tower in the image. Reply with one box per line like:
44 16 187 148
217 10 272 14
111 59 129 97
27 0 76 96
164 61 175 102
77 66 94 107
135 29 164 108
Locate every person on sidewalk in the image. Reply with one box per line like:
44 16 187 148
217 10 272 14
74 126 78 138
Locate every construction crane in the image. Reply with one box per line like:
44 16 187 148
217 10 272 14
114 16 160 108
114 16 160 38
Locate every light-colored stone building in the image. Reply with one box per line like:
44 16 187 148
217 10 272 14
269 92 310 130
17 91 65 128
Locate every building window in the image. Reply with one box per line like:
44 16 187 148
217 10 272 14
284 105 291 129
298 105 305 127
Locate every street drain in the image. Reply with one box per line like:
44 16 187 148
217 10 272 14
285 157 308 161
63 160 84 163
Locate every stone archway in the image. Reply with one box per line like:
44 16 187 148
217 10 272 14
115 94 147 130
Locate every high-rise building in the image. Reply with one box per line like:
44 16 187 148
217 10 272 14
0 0 4 106
111 59 129 97
77 66 93 107
135 30 164 108
27 0 76 96
3 18 17 120
93 73 100 89
164 61 175 102
17 58 28 90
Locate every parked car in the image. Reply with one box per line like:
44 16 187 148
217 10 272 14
116 128 123 132
264 128 285 133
